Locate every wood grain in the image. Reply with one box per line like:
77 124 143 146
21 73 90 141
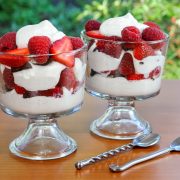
0 80 180 180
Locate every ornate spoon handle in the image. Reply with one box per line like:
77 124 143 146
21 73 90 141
75 143 134 170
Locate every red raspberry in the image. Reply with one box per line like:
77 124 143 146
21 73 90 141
0 32 17 51
143 21 161 29
127 74 145 80
142 27 165 41
70 37 84 50
121 26 141 42
96 40 122 58
133 43 154 60
57 68 77 90
28 36 51 64
85 20 101 32
119 53 135 76
3 68 15 89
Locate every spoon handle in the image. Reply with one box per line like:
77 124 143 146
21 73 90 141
75 143 134 170
109 147 171 172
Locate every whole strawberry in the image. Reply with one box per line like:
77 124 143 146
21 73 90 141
0 32 17 51
28 36 51 64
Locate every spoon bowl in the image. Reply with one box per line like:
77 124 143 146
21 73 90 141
133 133 160 147
170 137 180 151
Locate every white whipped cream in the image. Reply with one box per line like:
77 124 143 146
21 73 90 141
100 13 148 37
13 61 66 91
133 54 165 75
16 20 65 48
0 86 84 114
73 58 86 82
87 75 161 97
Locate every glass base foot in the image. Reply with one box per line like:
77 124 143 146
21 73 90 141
9 119 77 160
90 100 152 140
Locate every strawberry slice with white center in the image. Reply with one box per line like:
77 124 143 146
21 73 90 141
50 36 75 67
0 48 29 67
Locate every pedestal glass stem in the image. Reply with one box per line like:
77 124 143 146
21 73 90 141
90 100 151 140
9 118 77 160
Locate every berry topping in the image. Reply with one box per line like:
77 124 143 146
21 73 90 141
0 48 29 67
86 30 106 39
149 66 161 79
127 74 144 80
143 21 161 29
96 40 122 58
28 36 51 64
0 32 17 52
50 36 74 67
121 26 141 42
142 27 165 41
57 68 76 90
85 20 101 32
119 53 135 76
70 37 84 50
133 43 154 60
3 68 15 89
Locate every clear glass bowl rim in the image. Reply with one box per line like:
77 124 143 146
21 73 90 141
0 44 87 57
81 30 169 44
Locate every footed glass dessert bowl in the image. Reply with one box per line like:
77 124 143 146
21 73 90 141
81 14 169 140
0 20 87 160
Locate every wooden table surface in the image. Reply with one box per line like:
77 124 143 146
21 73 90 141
0 80 180 180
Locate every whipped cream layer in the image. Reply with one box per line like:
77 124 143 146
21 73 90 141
100 13 148 37
87 75 161 97
88 41 165 76
0 86 84 114
16 20 65 48
13 61 66 91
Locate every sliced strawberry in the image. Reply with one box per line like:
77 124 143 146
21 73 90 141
28 36 51 64
96 40 122 58
15 84 26 94
0 48 29 67
86 30 106 39
85 20 101 32
57 68 76 90
38 87 63 97
119 53 135 76
127 74 145 80
50 36 74 67
0 32 17 52
3 68 15 89
133 43 155 60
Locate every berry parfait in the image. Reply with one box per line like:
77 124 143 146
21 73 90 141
0 20 87 160
81 13 169 140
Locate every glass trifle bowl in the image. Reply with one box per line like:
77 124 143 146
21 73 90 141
0 20 87 160
81 13 169 140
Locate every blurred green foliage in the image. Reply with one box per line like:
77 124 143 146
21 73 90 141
0 0 179 79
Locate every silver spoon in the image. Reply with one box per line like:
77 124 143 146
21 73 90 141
75 133 160 170
109 137 180 172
